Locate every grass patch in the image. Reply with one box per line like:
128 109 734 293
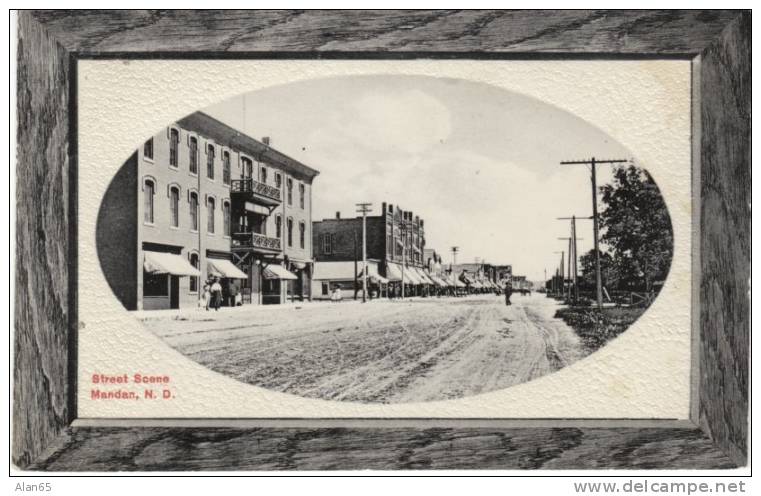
555 306 647 352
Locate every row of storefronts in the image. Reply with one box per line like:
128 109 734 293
311 208 510 300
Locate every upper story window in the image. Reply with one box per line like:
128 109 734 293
143 179 155 224
169 186 180 228
207 197 215 234
275 215 282 239
189 137 198 174
286 178 293 205
223 201 231 237
143 138 154 160
299 222 306 249
241 156 252 179
189 191 199 231
321 233 332 255
169 129 179 167
206 144 215 179
222 151 231 185
299 183 305 209
259 166 268 184
287 218 294 247
275 173 282 188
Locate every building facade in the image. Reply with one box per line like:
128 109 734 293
99 111 319 310
312 202 428 295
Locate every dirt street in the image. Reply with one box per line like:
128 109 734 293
144 293 591 403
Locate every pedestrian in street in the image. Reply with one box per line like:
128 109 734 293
211 277 223 311
504 281 513 306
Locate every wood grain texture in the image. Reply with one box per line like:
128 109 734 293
30 9 738 54
14 12 74 469
13 10 750 471
29 427 735 471
698 12 751 467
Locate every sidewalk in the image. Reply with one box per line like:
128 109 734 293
133 296 387 320
133 294 492 320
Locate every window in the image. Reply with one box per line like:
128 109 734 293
321 282 329 296
275 215 282 239
143 272 168 297
222 151 231 185
143 138 154 160
223 201 231 237
169 186 180 228
299 222 306 249
189 253 199 293
259 166 267 184
299 183 305 209
143 179 155 223
189 192 198 231
386 225 392 254
275 173 282 188
169 129 179 167
207 144 215 179
189 137 198 174
322 233 332 254
287 218 293 247
207 197 215 234
241 157 252 179
287 178 293 205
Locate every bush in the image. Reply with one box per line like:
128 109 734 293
555 307 645 352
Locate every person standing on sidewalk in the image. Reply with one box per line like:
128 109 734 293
211 277 223 311
228 280 239 307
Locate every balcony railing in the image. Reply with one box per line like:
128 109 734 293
231 179 281 203
232 231 282 251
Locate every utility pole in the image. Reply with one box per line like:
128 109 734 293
400 220 408 300
356 203 372 303
561 157 628 310
353 230 358 300
553 250 564 298
558 215 589 302
451 246 459 295
557 238 583 302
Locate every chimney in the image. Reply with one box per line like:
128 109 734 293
335 211 341 219
262 137 271 146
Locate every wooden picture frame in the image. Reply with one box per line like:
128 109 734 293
14 10 750 471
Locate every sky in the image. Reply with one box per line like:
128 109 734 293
205 75 635 281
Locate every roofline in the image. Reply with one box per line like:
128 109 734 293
176 111 320 180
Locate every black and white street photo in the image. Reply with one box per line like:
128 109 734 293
98 75 673 403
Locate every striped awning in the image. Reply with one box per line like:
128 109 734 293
207 259 247 279
263 264 298 280
144 251 201 277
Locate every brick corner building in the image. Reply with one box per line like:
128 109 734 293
98 111 320 310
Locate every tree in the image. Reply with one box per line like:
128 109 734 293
579 249 617 291
599 164 673 291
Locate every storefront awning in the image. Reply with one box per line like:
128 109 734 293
313 261 383 282
144 251 201 277
263 264 298 280
402 267 423 285
430 275 448 287
415 268 435 285
385 262 403 282
207 259 247 279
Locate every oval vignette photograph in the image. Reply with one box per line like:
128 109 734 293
96 75 674 404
